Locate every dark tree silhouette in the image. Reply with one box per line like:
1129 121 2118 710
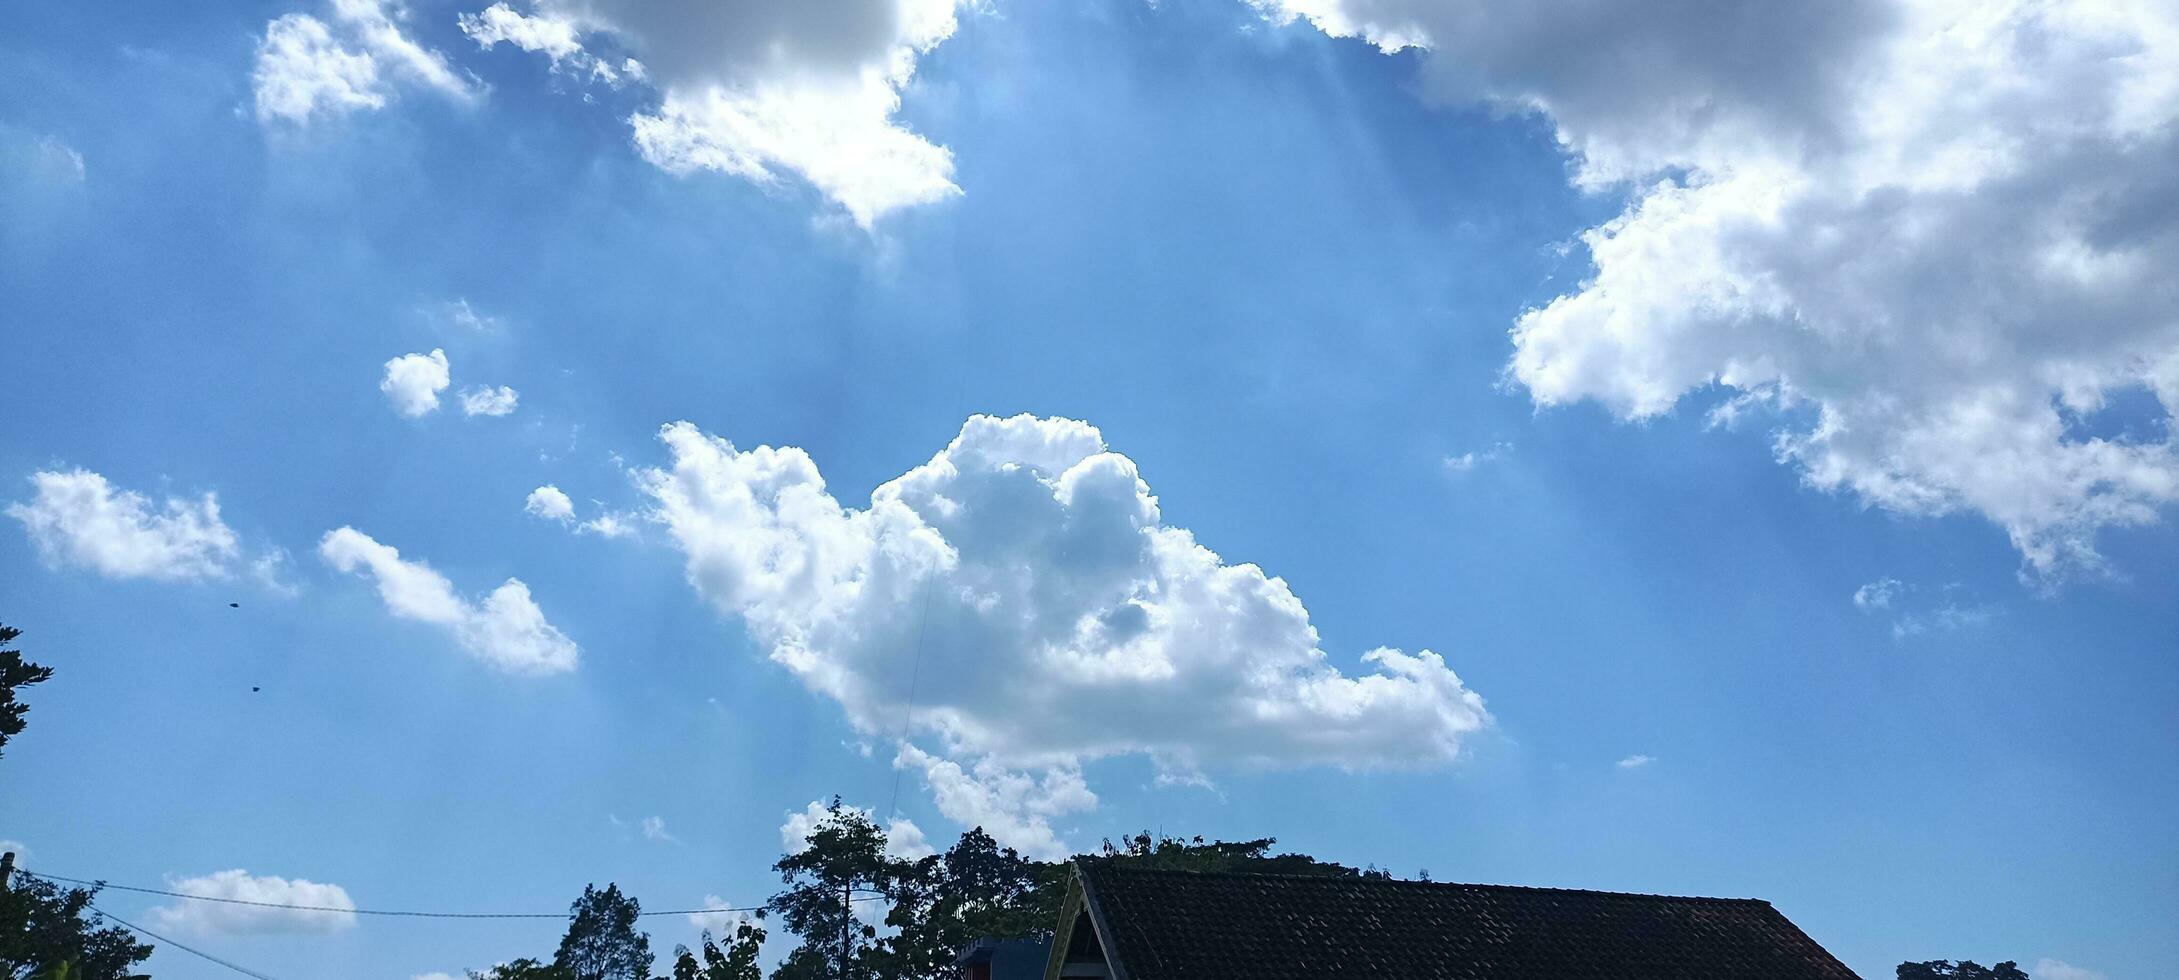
1095 832 1383 878
554 884 653 980
0 872 153 979
0 624 55 761
1898 961 2032 980
878 828 1066 980
672 919 768 980
768 799 900 980
470 959 573 980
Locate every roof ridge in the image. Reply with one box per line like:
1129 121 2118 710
1078 860 1773 905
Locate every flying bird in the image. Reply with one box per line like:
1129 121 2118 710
228 602 240 608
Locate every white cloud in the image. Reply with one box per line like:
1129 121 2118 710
446 298 500 331
460 0 964 227
638 414 1490 855
779 800 933 861
319 526 578 674
2035 959 2106 980
460 384 520 417
380 348 451 417
252 547 303 598
1258 0 2179 584
640 815 677 843
526 485 576 521
1852 577 1902 610
253 0 478 125
579 512 635 538
895 745 1091 860
147 870 357 935
8 469 240 581
1616 754 1655 769
1892 602 1998 640
1442 442 1511 474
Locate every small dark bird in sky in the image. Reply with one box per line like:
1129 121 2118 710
229 602 240 608
251 686 260 693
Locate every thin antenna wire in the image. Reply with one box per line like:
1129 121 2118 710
886 573 937 821
89 904 285 980
23 870 876 920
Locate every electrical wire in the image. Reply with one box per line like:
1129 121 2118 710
21 870 882 920
87 903 286 980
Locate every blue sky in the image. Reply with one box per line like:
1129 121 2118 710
3 1 2177 978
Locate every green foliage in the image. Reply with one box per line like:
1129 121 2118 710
0 874 153 980
768 799 898 980
470 958 575 980
553 884 653 980
672 919 768 980
1897 961 2032 980
0 624 56 761
1093 832 1379 878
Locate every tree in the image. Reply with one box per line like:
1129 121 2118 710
0 624 54 761
1095 832 1381 878
768 799 903 980
553 884 653 980
470 959 573 980
1898 962 2031 980
0 873 152 980
672 919 768 980
877 828 1064 980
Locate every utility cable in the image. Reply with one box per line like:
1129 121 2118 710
88 903 285 980
22 870 881 920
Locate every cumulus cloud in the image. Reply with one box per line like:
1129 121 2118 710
253 0 478 124
526 485 576 521
637 414 1490 854
380 348 451 417
147 870 356 935
1257 0 2179 583
460 384 520 417
319 526 578 674
2034 959 2106 980
895 745 1092 860
459 0 963 227
8 469 240 581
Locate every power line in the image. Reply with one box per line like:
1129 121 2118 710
23 870 879 920
88 903 285 980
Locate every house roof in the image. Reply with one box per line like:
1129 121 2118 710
1068 862 1863 980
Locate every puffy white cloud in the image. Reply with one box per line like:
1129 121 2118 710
638 414 1490 854
1615 754 1655 769
2035 959 2106 980
147 870 356 935
1852 578 1902 611
253 0 477 125
460 384 520 417
8 469 240 581
1258 0 2179 583
460 0 963 227
319 526 578 674
895 745 1092 860
380 348 451 417
526 485 576 521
